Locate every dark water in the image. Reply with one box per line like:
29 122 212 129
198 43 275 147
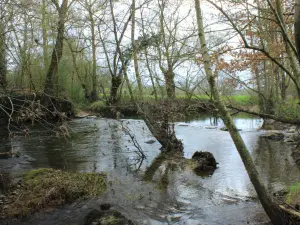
1 115 300 224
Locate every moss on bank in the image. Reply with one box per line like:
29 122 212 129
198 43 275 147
5 168 107 217
286 183 300 206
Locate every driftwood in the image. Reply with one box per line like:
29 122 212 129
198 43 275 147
278 204 300 224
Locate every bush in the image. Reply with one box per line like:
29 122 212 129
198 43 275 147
276 101 300 119
89 101 107 112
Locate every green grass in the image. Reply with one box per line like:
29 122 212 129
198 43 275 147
225 95 258 106
286 182 300 205
88 101 107 111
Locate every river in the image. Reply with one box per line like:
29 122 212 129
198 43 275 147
1 115 300 224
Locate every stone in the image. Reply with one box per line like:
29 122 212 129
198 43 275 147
220 127 242 131
192 151 218 173
261 119 291 130
260 131 284 140
287 127 297 133
284 138 294 143
291 149 300 165
0 152 12 159
87 116 97 119
84 209 134 225
145 139 156 144
204 126 218 129
177 123 189 126
100 203 111 211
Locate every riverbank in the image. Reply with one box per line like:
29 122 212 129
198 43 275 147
87 98 216 118
0 169 107 218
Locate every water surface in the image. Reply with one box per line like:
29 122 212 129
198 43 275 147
1 115 299 224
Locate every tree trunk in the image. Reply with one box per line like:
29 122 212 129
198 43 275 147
0 21 6 91
90 14 97 101
42 0 48 70
273 0 300 98
194 0 284 224
254 66 265 112
295 0 300 62
109 76 122 105
144 49 158 100
131 0 143 97
44 0 68 96
164 68 175 99
67 41 90 100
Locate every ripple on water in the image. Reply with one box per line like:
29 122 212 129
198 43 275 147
0 116 298 224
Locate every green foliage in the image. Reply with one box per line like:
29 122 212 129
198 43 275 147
226 95 258 106
88 101 107 111
286 182 300 205
276 100 300 119
7 169 107 217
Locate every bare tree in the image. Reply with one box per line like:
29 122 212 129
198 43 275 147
0 0 12 92
44 0 69 95
295 0 300 62
194 0 286 223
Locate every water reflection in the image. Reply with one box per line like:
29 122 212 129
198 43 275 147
0 115 299 224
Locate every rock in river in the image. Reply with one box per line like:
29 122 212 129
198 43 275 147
192 151 218 173
291 149 300 165
84 209 134 225
220 127 242 131
145 139 156 144
204 126 218 129
177 123 189 126
260 131 284 141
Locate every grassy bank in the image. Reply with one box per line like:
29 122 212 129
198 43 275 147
3 168 107 218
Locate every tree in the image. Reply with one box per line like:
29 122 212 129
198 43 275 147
81 0 104 101
44 0 69 96
131 0 143 97
194 0 285 223
97 0 133 105
295 0 300 62
155 0 196 99
0 0 12 92
206 0 300 105
0 19 6 92
42 0 49 70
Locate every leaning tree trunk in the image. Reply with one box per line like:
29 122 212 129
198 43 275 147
0 21 6 92
44 0 68 96
194 0 284 224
